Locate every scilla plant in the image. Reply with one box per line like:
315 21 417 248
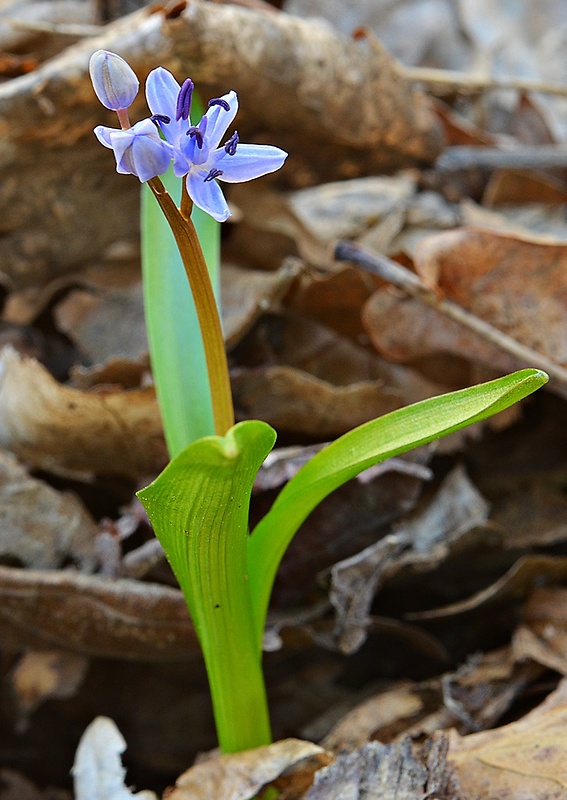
90 50 548 754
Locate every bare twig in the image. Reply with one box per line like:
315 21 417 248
334 240 567 394
0 18 104 36
402 66 567 98
436 144 567 172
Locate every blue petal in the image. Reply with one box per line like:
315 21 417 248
204 91 238 151
213 144 287 183
186 170 230 221
145 67 186 146
109 120 172 181
131 136 173 181
94 125 115 148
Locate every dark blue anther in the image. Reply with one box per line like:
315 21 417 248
176 78 194 121
224 131 239 155
204 168 224 182
187 126 204 148
208 97 230 112
150 113 171 128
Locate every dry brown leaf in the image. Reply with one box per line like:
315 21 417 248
448 677 567 800
10 650 89 729
0 565 198 660
0 449 99 570
222 263 299 349
362 289 518 375
328 466 489 652
483 169 567 206
290 266 380 340
513 586 567 676
414 228 567 366
54 284 148 365
232 365 401 437
0 347 165 479
168 739 326 800
321 684 423 754
410 555 567 621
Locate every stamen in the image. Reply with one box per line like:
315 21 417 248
224 131 239 155
208 97 230 112
204 168 224 182
151 113 171 128
176 78 194 121
187 126 204 148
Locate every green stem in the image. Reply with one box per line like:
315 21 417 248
147 177 234 437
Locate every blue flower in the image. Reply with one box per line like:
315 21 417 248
90 55 288 220
145 67 288 221
94 118 174 183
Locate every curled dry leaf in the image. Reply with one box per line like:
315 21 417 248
0 346 166 479
321 683 424 754
0 449 98 570
414 228 567 367
232 364 402 437
513 586 567 676
410 555 567 621
448 678 567 800
328 466 489 653
167 739 326 800
0 565 198 660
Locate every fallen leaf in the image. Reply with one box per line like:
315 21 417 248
54 284 148 365
222 263 299 349
329 466 490 652
321 683 423 753
513 586 567 676
0 449 99 570
232 365 401 437
167 739 325 800
414 228 567 366
0 347 166 479
0 565 198 660
410 555 567 620
10 650 89 730
448 677 567 800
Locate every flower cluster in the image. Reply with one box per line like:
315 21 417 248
90 51 287 221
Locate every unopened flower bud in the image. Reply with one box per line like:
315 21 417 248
89 50 139 111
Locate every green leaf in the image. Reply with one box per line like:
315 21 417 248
141 91 221 455
137 419 277 752
248 369 548 645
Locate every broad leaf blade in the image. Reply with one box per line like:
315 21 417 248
248 369 548 642
137 419 276 751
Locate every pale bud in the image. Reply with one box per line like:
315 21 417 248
89 50 139 111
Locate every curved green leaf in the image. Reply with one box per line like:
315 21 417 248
248 369 548 644
137 419 277 752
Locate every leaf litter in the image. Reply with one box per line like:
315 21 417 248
2 0 567 798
